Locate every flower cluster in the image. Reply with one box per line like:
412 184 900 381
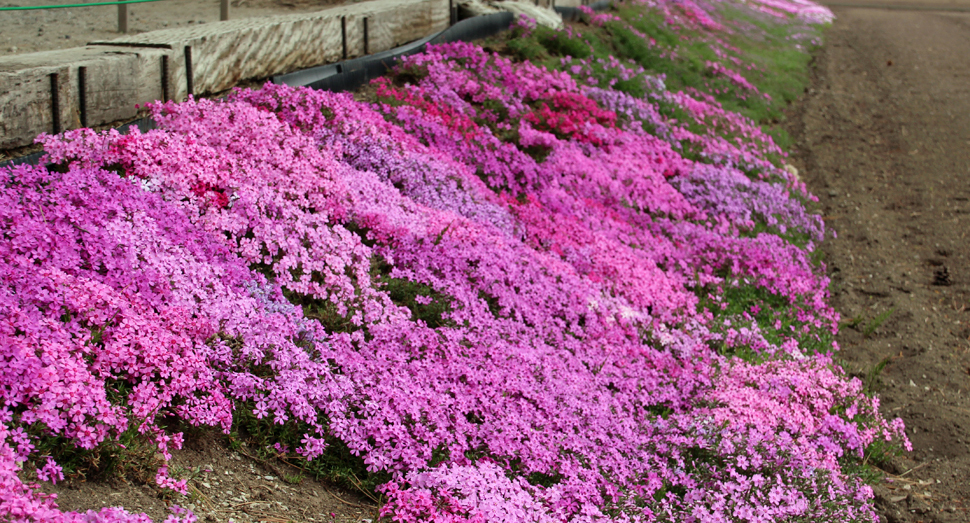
1 148 339 522
2 0 895 521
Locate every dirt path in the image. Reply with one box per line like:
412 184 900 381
785 5 970 521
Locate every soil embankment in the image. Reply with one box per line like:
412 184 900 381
786 5 970 521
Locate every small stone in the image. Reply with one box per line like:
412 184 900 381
889 495 908 503
8 46 17 52
828 189 838 197
264 475 276 481
933 266 952 286
201 482 211 489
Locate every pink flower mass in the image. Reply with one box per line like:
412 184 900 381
1 0 910 521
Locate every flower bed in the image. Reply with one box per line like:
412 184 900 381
1 0 908 521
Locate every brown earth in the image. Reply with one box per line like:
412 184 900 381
0 0 347 57
45 433 380 522
784 3 970 521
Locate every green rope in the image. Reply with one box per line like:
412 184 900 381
0 0 165 11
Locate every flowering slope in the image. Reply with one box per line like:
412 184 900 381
2 0 909 522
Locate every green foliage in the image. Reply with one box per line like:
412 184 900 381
861 308 894 338
841 307 895 339
230 401 391 500
839 425 903 485
499 2 820 148
285 289 361 334
862 357 891 395
26 415 162 485
696 282 835 362
370 255 456 328
283 472 305 484
526 470 565 488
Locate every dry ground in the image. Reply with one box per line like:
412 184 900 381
786 3 970 521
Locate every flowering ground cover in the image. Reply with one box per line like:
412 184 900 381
1 0 911 521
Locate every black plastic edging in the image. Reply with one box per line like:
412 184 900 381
555 0 612 22
429 10 515 45
273 3 613 91
2 151 46 169
0 117 156 170
272 12 514 92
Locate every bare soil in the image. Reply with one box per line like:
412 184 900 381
45 433 380 522
784 4 970 521
0 0 347 57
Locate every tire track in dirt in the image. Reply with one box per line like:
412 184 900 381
785 6 970 521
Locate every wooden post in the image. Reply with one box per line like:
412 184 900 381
118 2 128 33
184 46 193 98
220 0 229 21
50 73 60 134
78 66 88 128
161 55 170 102
363 17 369 55
341 16 347 59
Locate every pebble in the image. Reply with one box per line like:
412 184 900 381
8 46 17 52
